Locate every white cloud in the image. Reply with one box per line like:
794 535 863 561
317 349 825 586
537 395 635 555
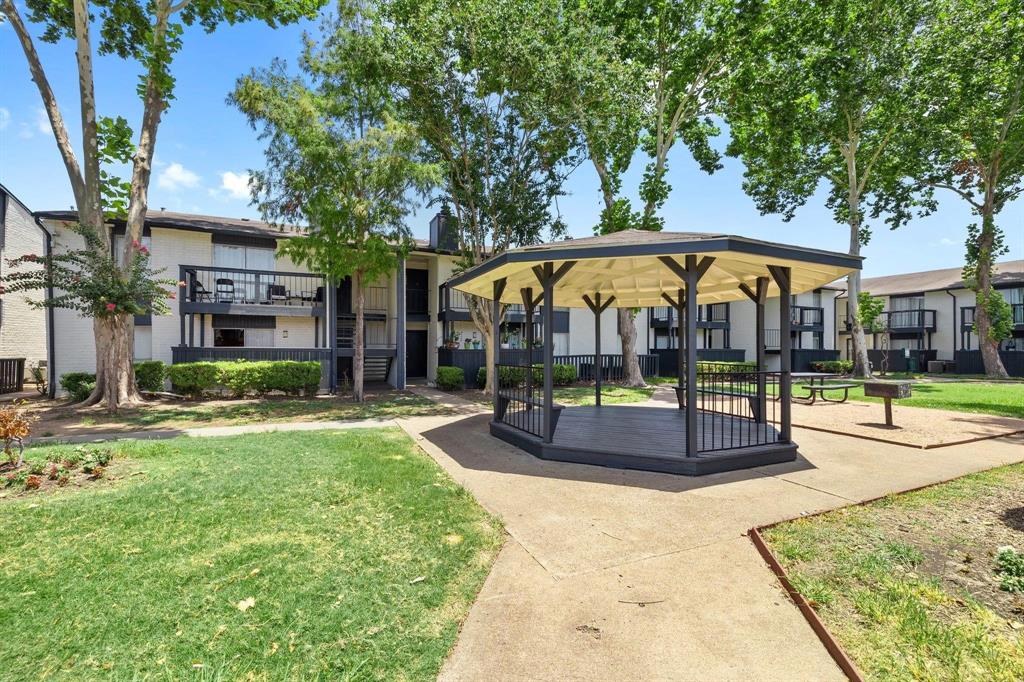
35 107 49 134
219 171 251 200
157 162 201 191
939 237 957 246
0 108 10 131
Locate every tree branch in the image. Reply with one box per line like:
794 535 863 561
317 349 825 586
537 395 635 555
0 0 86 209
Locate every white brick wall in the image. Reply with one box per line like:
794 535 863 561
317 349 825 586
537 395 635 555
0 195 49 379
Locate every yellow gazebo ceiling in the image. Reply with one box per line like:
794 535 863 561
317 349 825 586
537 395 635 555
446 230 861 307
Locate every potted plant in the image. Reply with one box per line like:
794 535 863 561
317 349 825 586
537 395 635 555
500 332 511 349
445 332 460 350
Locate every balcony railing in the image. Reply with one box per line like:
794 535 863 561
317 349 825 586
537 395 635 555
407 287 429 315
839 309 937 332
181 265 325 309
963 303 1024 329
791 305 824 327
650 303 729 326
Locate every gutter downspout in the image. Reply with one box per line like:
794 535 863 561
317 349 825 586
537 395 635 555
835 288 847 358
36 218 57 399
945 289 957 356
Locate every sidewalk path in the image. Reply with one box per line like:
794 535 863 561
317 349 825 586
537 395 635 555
396 401 1024 681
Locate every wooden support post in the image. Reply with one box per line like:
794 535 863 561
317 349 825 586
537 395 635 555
492 278 507 423
684 258 699 457
770 265 793 442
677 288 685 390
522 287 535 404
740 277 770 423
542 266 555 443
583 293 614 408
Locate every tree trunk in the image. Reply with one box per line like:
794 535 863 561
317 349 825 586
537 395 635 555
468 294 495 393
85 314 142 412
973 211 1009 379
353 270 365 402
618 308 645 387
846 272 873 378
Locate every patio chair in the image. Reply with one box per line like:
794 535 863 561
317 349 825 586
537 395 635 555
191 280 213 302
267 283 288 305
215 278 235 303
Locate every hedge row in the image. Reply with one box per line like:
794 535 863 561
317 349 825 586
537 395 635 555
809 359 854 374
695 360 757 374
60 360 168 402
473 363 577 389
167 360 322 398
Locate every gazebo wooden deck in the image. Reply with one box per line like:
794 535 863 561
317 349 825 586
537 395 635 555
446 230 861 476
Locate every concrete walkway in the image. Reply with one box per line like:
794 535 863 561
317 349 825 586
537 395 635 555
397 403 1024 680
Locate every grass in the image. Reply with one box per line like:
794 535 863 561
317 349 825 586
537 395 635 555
764 464 1024 681
0 429 502 680
840 380 1024 419
46 394 453 432
552 385 655 406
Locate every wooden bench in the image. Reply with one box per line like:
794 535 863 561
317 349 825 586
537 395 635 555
799 382 858 404
496 390 565 433
671 385 763 421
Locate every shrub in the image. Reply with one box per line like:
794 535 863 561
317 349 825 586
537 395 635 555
435 366 465 391
24 474 41 490
218 361 272 398
996 546 1024 593
552 363 577 386
0 401 36 467
263 361 321 396
133 360 166 392
695 361 757 374
809 360 854 374
60 372 96 402
167 362 220 398
477 366 487 388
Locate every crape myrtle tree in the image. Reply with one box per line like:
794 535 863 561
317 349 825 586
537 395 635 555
231 3 439 402
724 0 934 378
558 0 737 386
909 0 1024 378
1 0 321 411
382 0 577 393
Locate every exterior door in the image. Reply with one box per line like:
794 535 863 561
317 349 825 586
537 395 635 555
406 330 428 378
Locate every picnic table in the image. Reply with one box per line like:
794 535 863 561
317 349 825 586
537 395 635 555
790 372 857 404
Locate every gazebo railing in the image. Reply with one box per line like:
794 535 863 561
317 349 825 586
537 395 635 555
690 370 783 453
494 363 546 438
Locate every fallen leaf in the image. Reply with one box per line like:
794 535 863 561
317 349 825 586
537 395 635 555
409 576 426 585
237 597 256 612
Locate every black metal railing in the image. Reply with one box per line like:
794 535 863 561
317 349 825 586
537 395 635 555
885 309 936 330
181 265 325 307
495 363 545 438
337 317 396 349
556 354 660 380
650 303 729 325
0 358 26 394
963 303 1024 328
693 370 782 453
791 305 824 326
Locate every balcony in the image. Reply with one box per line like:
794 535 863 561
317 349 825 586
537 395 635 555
649 303 730 329
438 284 473 321
337 317 397 356
963 304 1024 330
839 309 937 333
791 305 824 329
180 265 326 317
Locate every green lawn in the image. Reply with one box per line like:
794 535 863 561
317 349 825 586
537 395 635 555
553 385 655 406
0 430 502 680
840 380 1024 419
764 463 1024 681
46 394 453 433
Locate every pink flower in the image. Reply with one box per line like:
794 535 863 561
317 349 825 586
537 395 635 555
23 254 37 262
178 280 187 288
139 246 149 256
105 303 116 312
167 292 176 300
132 239 140 248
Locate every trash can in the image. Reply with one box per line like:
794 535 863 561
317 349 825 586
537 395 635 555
907 355 919 372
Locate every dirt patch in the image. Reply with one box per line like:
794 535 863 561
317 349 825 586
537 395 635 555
791 400 1024 448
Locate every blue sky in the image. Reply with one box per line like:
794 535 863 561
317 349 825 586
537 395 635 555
1 13 1021 279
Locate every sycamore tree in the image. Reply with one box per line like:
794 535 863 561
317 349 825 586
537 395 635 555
724 0 933 378
1 0 321 410
382 0 576 393
555 0 736 386
909 0 1024 378
232 4 438 402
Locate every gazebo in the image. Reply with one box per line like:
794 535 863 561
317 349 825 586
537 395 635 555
446 230 861 475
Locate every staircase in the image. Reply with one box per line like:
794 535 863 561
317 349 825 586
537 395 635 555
363 357 392 383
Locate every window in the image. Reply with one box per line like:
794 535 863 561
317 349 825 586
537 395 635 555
214 244 276 302
214 329 244 347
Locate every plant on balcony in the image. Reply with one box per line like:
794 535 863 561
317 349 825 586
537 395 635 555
232 6 438 402
1 0 322 412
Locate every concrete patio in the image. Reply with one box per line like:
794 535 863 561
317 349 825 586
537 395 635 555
398 392 1024 681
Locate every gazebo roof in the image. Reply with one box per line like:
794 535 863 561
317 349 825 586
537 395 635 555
447 229 861 307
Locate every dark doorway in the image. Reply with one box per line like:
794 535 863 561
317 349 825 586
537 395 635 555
407 269 429 317
406 330 428 378
337 276 352 315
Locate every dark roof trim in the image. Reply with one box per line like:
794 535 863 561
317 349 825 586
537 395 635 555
446 236 862 288
0 183 53 239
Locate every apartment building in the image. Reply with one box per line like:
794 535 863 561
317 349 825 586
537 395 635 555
0 184 52 390
835 260 1024 375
